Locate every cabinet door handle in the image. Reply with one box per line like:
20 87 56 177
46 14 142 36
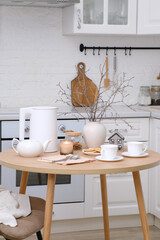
109 129 114 134
77 9 81 29
108 172 131 177
120 129 128 133
109 129 128 134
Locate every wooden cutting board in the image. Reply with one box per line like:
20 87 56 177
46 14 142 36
71 62 98 107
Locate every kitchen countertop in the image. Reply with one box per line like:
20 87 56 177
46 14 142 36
136 105 160 119
0 105 151 120
0 108 20 120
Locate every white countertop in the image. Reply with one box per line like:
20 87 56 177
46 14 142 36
136 106 160 119
0 108 20 120
0 105 150 121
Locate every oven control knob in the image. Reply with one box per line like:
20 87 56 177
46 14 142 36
25 125 30 133
59 124 66 132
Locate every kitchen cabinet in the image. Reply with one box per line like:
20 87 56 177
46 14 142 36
63 0 137 35
102 118 149 142
85 118 149 217
85 171 148 217
149 118 160 218
138 0 160 34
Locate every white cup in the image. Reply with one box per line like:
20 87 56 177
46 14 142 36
127 142 147 156
101 144 118 159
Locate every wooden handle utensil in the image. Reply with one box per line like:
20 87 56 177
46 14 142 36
104 57 110 88
157 72 160 80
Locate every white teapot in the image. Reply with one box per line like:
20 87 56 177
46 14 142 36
12 138 52 157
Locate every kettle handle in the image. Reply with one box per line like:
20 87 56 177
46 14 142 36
19 107 32 140
12 138 19 153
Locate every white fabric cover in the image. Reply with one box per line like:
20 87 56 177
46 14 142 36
0 186 31 227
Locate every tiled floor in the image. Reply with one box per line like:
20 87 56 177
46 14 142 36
26 226 160 240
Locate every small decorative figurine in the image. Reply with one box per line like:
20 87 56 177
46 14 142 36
108 129 125 151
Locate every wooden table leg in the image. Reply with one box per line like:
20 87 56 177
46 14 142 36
43 174 56 240
132 171 151 240
19 171 29 194
100 174 110 240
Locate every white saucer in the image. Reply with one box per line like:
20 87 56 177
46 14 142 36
121 152 149 158
96 156 124 162
82 149 100 156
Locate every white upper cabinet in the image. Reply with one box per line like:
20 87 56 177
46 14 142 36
138 0 160 34
63 0 137 35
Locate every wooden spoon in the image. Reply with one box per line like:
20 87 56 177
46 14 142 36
157 72 160 80
104 56 110 88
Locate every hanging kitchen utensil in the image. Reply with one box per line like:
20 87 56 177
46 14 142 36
71 62 98 107
157 72 160 80
104 56 110 88
112 49 117 82
113 49 117 73
113 56 117 72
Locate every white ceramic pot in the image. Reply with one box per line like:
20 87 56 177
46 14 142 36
12 138 52 157
83 122 106 148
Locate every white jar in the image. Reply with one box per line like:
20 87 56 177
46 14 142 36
138 86 151 106
65 131 82 150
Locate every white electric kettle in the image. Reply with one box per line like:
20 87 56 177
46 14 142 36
19 106 58 152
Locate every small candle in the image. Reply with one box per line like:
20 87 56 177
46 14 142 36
60 140 73 155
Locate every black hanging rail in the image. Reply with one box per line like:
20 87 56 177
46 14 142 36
80 43 160 56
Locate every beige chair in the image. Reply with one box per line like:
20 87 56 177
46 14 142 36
0 196 45 240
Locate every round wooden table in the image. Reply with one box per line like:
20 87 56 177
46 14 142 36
0 149 160 240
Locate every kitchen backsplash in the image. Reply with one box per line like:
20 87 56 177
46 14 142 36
0 6 160 108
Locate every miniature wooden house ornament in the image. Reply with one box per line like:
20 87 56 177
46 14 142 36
108 129 125 151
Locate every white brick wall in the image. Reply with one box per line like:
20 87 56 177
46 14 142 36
0 6 160 108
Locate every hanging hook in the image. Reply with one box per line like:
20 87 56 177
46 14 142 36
129 47 132 56
84 47 87 55
98 47 101 55
114 47 116 56
125 47 127 56
93 47 95 56
106 47 108 56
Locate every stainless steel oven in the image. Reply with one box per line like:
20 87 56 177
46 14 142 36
0 119 85 204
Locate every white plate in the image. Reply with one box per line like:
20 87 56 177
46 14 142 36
82 149 100 156
121 152 149 158
96 156 124 162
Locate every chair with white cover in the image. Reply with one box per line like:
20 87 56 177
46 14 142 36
0 196 45 240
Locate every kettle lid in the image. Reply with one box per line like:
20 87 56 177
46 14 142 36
32 106 58 110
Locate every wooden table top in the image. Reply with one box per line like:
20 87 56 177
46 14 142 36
0 149 160 175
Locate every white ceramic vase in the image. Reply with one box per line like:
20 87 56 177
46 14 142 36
83 122 106 148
